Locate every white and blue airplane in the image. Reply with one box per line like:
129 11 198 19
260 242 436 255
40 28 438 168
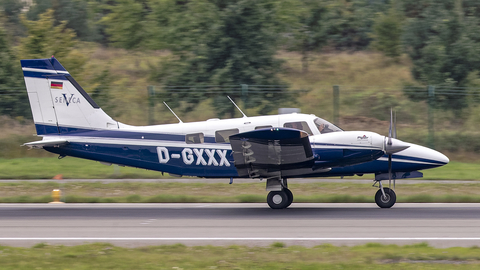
21 57 449 209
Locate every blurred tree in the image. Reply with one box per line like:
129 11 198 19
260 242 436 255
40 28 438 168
18 9 86 76
370 6 403 60
26 0 93 41
90 68 116 115
101 0 150 49
1 0 23 19
146 0 190 50
152 0 288 117
0 23 29 118
402 0 480 115
282 0 328 73
0 0 25 37
324 0 384 51
86 0 114 45
25 0 51 20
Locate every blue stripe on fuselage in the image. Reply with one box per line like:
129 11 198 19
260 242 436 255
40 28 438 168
387 154 446 165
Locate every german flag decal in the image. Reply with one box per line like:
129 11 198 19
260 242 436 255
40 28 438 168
51 81 63 89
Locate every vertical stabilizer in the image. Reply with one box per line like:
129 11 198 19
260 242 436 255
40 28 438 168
21 57 119 135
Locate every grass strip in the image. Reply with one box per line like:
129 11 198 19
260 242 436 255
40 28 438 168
1 242 480 269
0 157 172 179
0 157 479 180
3 181 480 203
3 194 480 203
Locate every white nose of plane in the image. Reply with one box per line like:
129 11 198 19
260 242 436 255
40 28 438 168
396 142 450 169
376 134 449 169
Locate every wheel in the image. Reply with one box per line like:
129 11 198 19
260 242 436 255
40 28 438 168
375 188 396 208
284 188 293 207
267 190 289 209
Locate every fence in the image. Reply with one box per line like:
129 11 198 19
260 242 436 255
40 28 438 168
2 84 480 153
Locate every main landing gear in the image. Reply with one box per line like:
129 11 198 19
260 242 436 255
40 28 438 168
266 178 293 209
267 188 293 209
374 181 396 208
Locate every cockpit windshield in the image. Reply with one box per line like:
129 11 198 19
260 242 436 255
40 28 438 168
314 118 342 134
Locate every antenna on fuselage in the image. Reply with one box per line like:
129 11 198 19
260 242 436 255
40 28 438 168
163 102 183 123
227 96 247 118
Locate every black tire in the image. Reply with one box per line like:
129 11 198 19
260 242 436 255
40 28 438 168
284 188 293 207
375 188 396 208
267 191 289 209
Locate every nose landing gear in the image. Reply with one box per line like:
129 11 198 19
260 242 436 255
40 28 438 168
374 180 396 208
375 187 396 208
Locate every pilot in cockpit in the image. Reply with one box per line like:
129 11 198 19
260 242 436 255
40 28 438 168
317 123 334 134
314 118 336 134
316 123 325 133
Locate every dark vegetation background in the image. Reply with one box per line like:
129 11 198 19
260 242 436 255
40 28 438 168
1 0 480 162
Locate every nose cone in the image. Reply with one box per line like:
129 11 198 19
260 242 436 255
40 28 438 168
434 149 450 165
384 138 411 154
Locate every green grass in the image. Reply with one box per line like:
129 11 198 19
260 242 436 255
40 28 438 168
0 157 478 180
1 243 480 269
421 161 480 180
0 157 171 179
2 181 480 203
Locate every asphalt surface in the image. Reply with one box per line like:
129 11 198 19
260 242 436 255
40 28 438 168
1 203 480 248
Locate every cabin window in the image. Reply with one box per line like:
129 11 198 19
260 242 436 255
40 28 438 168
283 121 313 135
185 133 204 144
255 125 272 130
215 128 239 143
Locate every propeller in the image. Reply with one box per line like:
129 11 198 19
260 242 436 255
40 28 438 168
385 111 409 155
384 109 409 190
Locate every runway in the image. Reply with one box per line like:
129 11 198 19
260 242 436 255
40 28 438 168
1 203 480 247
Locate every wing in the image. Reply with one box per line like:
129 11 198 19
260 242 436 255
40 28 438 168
23 139 68 149
229 128 314 178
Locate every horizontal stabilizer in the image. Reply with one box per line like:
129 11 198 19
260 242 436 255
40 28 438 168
23 139 68 149
229 128 314 178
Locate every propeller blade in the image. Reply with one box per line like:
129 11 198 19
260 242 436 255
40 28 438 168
393 111 396 191
388 154 392 189
388 109 398 190
393 110 397 139
385 109 407 154
388 109 393 146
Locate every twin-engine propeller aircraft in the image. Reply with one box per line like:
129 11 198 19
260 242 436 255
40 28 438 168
21 57 449 209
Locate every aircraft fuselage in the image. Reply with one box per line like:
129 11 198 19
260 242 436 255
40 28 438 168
39 113 448 179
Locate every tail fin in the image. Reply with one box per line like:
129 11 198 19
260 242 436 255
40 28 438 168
21 57 119 135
